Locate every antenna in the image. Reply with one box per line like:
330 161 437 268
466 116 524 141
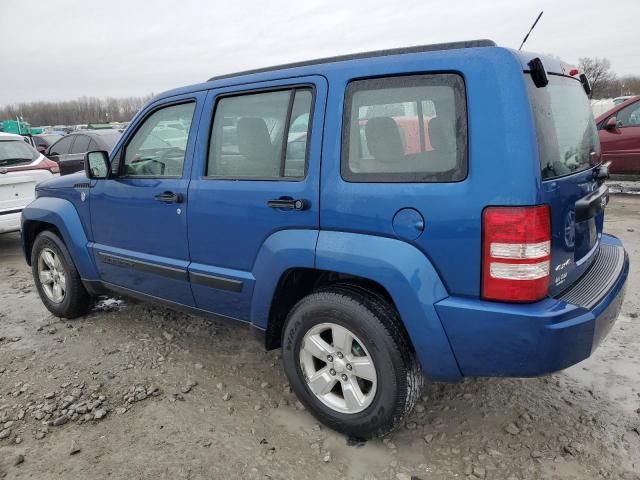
519 11 543 51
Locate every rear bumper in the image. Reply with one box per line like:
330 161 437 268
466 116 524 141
436 234 629 377
0 211 22 234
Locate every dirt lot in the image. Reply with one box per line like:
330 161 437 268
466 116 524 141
1 196 639 480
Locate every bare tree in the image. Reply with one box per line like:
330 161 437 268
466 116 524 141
578 57 616 99
0 95 153 127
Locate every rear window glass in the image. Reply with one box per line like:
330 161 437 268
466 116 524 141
0 140 39 167
342 74 467 183
526 74 600 180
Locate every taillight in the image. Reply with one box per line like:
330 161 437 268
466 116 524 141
482 205 551 302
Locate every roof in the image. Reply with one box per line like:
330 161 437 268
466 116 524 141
206 40 496 82
0 132 23 140
73 129 122 136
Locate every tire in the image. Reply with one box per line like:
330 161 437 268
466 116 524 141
281 284 423 438
31 230 93 319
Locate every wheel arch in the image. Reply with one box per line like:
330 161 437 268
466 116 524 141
254 230 462 381
21 197 99 280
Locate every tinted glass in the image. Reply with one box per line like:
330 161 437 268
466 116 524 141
0 140 39 167
527 74 600 180
88 139 99 151
49 136 74 156
100 132 122 150
616 101 640 127
284 90 313 177
207 88 312 179
342 74 467 182
70 135 91 154
123 102 195 177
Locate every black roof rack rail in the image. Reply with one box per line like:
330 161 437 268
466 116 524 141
207 39 496 82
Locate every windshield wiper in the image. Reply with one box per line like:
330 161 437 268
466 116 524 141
0 158 34 166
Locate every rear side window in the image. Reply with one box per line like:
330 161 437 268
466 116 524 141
342 74 467 182
207 88 313 179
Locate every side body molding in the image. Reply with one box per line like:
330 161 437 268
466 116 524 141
315 231 462 381
21 197 99 281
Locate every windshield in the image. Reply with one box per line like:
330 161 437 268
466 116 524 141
0 139 39 167
526 74 600 180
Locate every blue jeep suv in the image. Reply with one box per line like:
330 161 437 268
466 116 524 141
22 40 629 438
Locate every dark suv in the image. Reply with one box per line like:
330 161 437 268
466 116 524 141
46 130 122 175
22 40 628 438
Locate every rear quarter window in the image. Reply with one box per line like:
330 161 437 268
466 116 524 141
341 73 467 183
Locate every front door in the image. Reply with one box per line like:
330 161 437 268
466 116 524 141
89 94 204 305
187 77 327 320
600 99 640 174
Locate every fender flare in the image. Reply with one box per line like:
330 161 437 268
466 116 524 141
315 231 462 381
250 229 318 328
21 197 99 281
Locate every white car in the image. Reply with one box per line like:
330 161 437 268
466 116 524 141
0 132 60 233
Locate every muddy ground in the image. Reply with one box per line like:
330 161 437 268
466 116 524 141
1 195 639 480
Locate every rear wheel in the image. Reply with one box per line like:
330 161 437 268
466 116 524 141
281 285 422 438
31 231 93 319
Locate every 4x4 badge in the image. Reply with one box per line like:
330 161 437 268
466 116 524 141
80 192 87 202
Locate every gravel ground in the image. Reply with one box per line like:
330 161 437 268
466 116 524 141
0 195 639 480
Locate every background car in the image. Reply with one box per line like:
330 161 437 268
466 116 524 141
596 95 640 175
46 130 122 175
0 132 59 233
33 133 63 154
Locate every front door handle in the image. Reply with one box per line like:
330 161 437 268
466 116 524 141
154 191 183 204
267 197 309 210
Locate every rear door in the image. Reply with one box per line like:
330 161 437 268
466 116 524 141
526 73 605 295
187 76 326 320
89 94 204 305
599 99 640 174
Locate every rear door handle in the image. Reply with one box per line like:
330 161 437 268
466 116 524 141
267 197 309 210
154 191 183 204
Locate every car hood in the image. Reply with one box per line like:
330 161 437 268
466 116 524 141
37 171 88 190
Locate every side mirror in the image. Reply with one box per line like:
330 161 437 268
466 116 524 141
85 150 110 179
604 116 619 131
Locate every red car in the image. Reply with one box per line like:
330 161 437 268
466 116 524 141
595 96 640 175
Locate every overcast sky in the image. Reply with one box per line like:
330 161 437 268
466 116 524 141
1 0 638 106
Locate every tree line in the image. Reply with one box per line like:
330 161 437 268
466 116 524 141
0 95 153 127
578 57 640 99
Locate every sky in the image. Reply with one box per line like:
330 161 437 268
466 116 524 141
1 0 638 106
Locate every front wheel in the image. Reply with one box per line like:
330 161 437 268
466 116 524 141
31 230 93 319
281 285 423 438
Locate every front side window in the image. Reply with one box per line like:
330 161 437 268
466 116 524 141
342 74 467 182
49 136 75 156
615 101 640 127
207 88 313 179
70 135 90 154
122 102 195 177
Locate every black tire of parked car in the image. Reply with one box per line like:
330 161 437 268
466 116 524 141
31 230 93 319
281 284 423 438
